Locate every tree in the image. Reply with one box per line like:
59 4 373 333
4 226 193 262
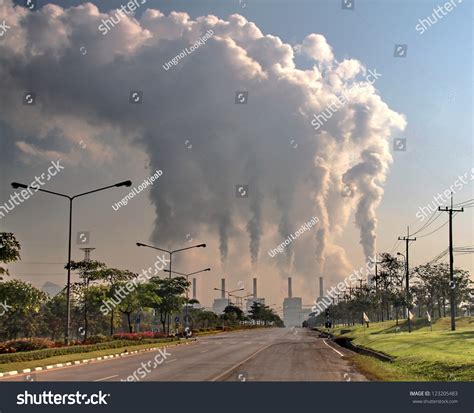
191 308 219 329
249 302 283 326
117 285 144 333
40 292 67 340
0 233 21 279
69 260 107 340
99 267 136 335
0 280 47 339
223 305 244 325
143 276 189 334
413 263 472 319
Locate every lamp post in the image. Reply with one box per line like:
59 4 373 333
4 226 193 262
213 287 244 307
163 268 210 331
235 293 254 310
136 242 206 333
11 180 132 344
397 252 411 332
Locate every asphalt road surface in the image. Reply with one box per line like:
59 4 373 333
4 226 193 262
0 328 367 382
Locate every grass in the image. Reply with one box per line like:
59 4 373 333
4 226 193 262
0 340 187 374
331 317 474 381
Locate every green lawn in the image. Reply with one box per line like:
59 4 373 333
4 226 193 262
331 317 474 381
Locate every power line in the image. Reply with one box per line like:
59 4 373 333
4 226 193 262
415 214 457 238
411 210 443 236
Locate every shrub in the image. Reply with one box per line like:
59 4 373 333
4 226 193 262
83 334 110 345
0 338 177 364
112 331 168 341
0 338 55 354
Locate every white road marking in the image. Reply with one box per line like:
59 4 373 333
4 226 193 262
211 343 273 382
94 375 118 382
323 339 344 357
200 349 209 353
165 359 178 364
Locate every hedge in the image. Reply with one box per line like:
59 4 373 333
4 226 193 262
0 338 176 364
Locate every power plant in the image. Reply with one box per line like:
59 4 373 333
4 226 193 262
212 278 230 314
246 277 265 312
283 277 312 327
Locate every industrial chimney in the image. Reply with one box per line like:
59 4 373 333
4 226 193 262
192 278 197 299
288 277 292 298
319 276 324 298
221 278 225 299
253 278 257 298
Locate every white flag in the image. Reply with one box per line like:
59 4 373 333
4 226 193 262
363 312 370 322
408 310 414 320
426 311 431 322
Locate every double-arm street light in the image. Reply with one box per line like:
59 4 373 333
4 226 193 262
136 242 206 333
213 287 244 306
11 180 132 344
163 268 211 330
231 292 253 309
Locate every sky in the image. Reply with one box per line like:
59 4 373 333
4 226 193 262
0 0 472 310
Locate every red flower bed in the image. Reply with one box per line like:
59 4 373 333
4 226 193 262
112 331 168 341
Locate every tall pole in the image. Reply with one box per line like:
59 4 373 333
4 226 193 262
372 255 383 321
168 251 172 335
398 227 416 333
185 274 189 333
439 193 464 331
65 199 73 344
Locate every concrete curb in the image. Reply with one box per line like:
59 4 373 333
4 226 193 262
333 337 394 362
0 339 197 378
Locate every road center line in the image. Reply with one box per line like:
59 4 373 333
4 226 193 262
323 339 344 357
94 375 118 382
210 343 273 382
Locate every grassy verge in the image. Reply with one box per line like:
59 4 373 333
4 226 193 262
331 317 473 381
0 340 184 373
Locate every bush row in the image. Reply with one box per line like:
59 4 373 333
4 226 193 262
112 332 168 341
0 338 176 364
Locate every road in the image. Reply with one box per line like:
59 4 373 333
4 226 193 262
0 328 367 382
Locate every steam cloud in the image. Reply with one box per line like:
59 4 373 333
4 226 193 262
0 1 406 294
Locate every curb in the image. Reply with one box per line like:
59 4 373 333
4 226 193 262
0 339 197 378
333 337 394 362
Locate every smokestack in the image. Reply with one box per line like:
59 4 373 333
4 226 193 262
221 278 225 299
192 278 197 299
319 276 324 298
288 277 292 298
253 278 257 298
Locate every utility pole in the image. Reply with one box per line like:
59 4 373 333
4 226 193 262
398 227 416 333
349 287 353 325
439 193 464 331
371 255 383 321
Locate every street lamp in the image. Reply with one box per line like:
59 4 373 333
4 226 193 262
11 180 132 344
397 252 411 333
136 242 206 333
213 287 244 306
163 268 210 331
236 293 254 310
